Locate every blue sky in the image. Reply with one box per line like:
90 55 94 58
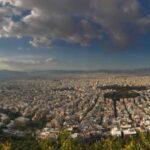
0 0 149 71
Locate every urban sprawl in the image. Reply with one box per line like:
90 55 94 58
0 74 150 141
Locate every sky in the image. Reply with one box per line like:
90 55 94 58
0 0 149 71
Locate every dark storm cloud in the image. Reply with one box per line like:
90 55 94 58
0 0 149 48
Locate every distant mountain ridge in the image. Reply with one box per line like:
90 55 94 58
0 68 150 79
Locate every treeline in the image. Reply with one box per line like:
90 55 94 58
0 131 150 150
99 85 147 91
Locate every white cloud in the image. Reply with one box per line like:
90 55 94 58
29 37 52 47
0 56 66 70
0 0 149 48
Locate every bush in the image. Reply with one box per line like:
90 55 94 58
0 132 149 150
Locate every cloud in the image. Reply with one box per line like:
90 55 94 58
0 62 14 70
0 56 65 70
0 56 41 65
0 0 149 48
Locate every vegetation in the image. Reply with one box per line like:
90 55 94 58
0 131 150 150
29 120 47 129
0 108 21 120
100 85 147 91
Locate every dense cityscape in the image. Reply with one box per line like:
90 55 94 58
0 0 150 149
0 74 149 142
